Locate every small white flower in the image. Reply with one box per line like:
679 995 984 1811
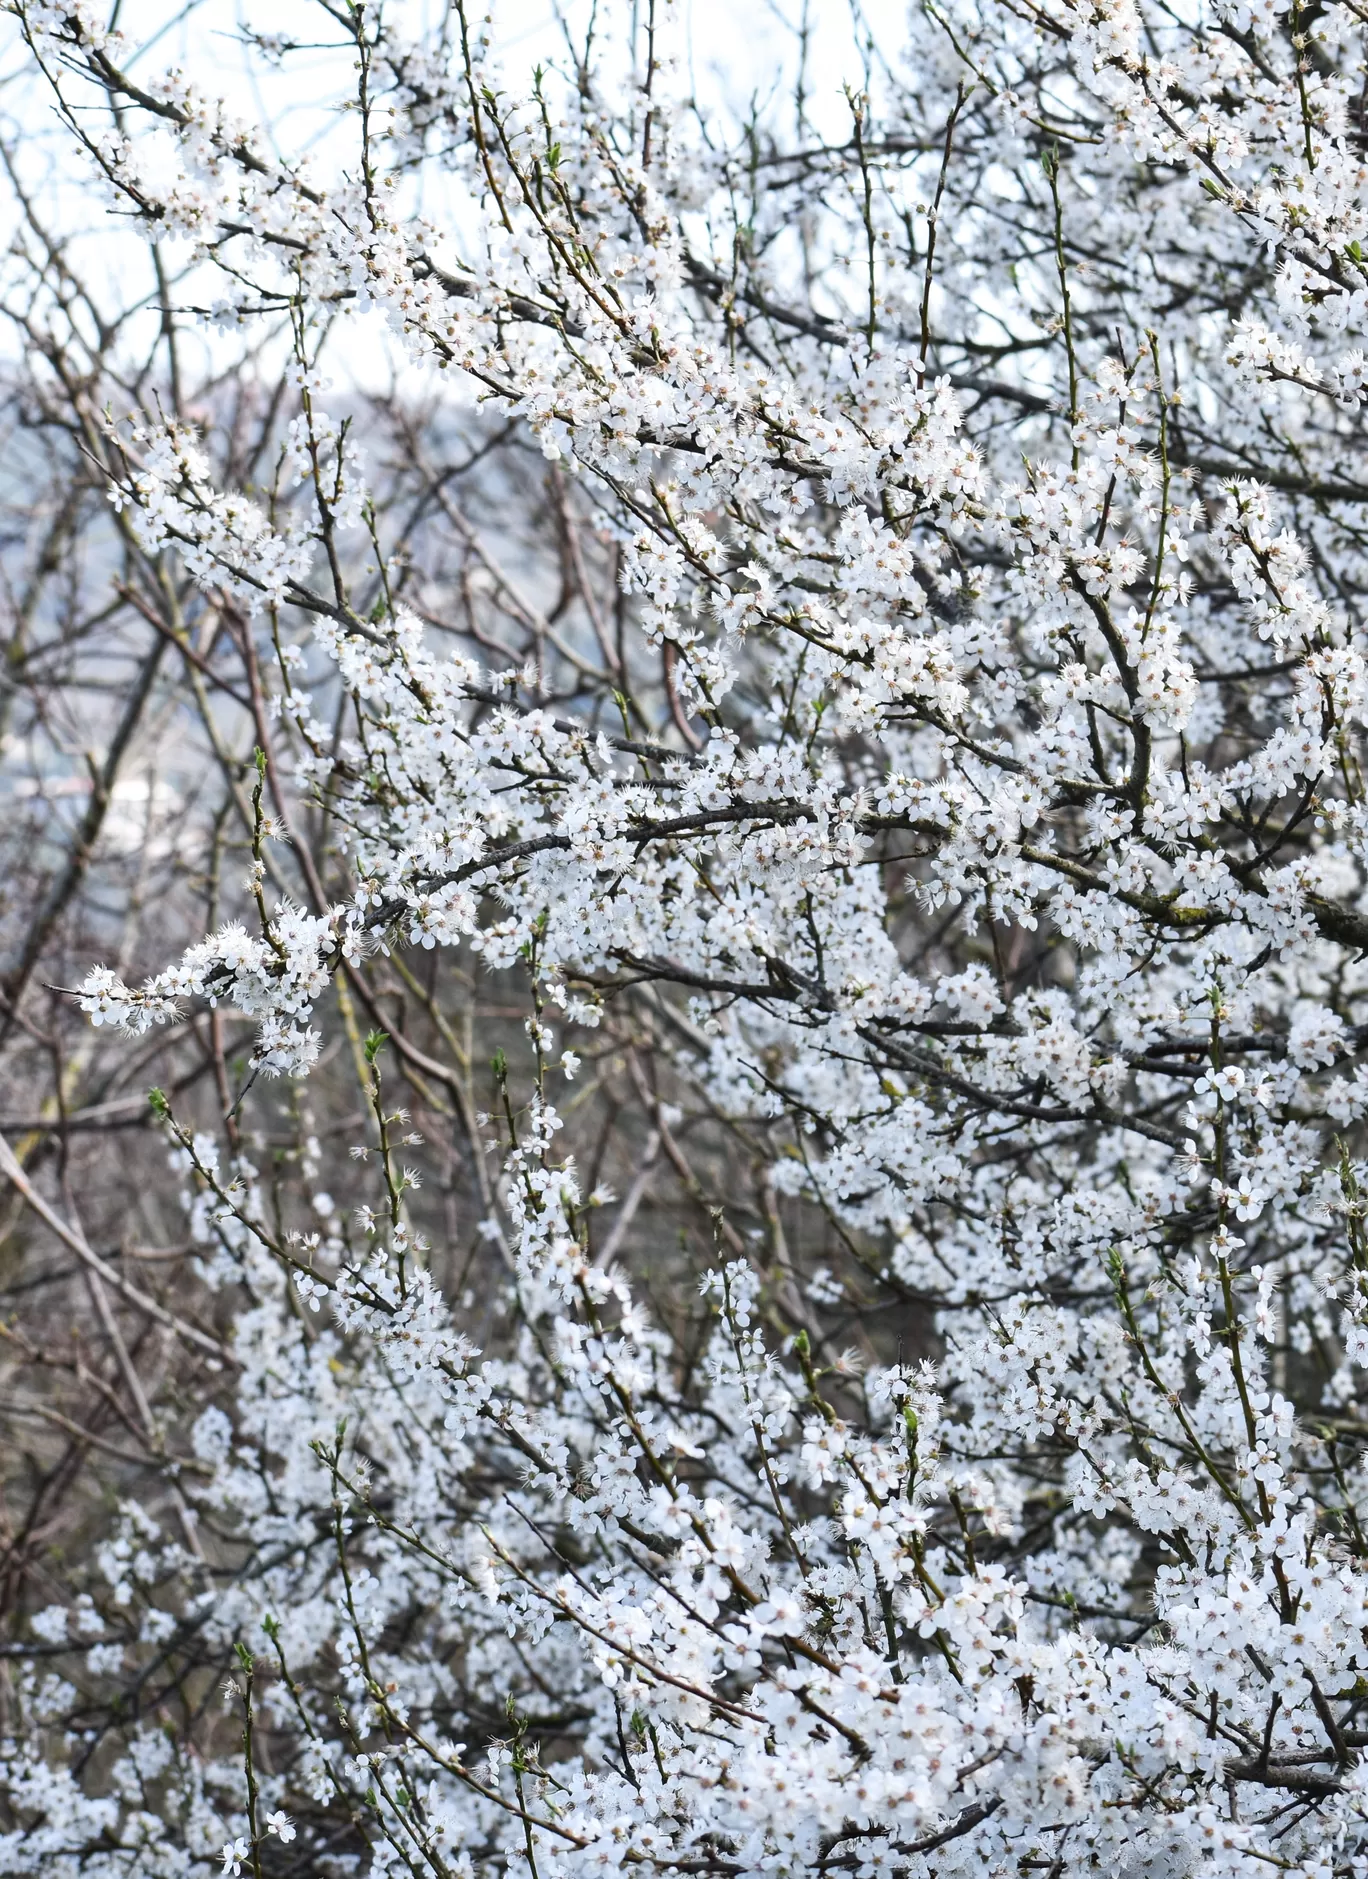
1210 1224 1245 1261
294 1272 328 1312
1232 1175 1266 1222
1192 1065 1244 1110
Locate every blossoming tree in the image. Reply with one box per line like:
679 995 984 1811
8 0 1368 1871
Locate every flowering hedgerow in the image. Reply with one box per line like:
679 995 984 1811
10 0 1368 1873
